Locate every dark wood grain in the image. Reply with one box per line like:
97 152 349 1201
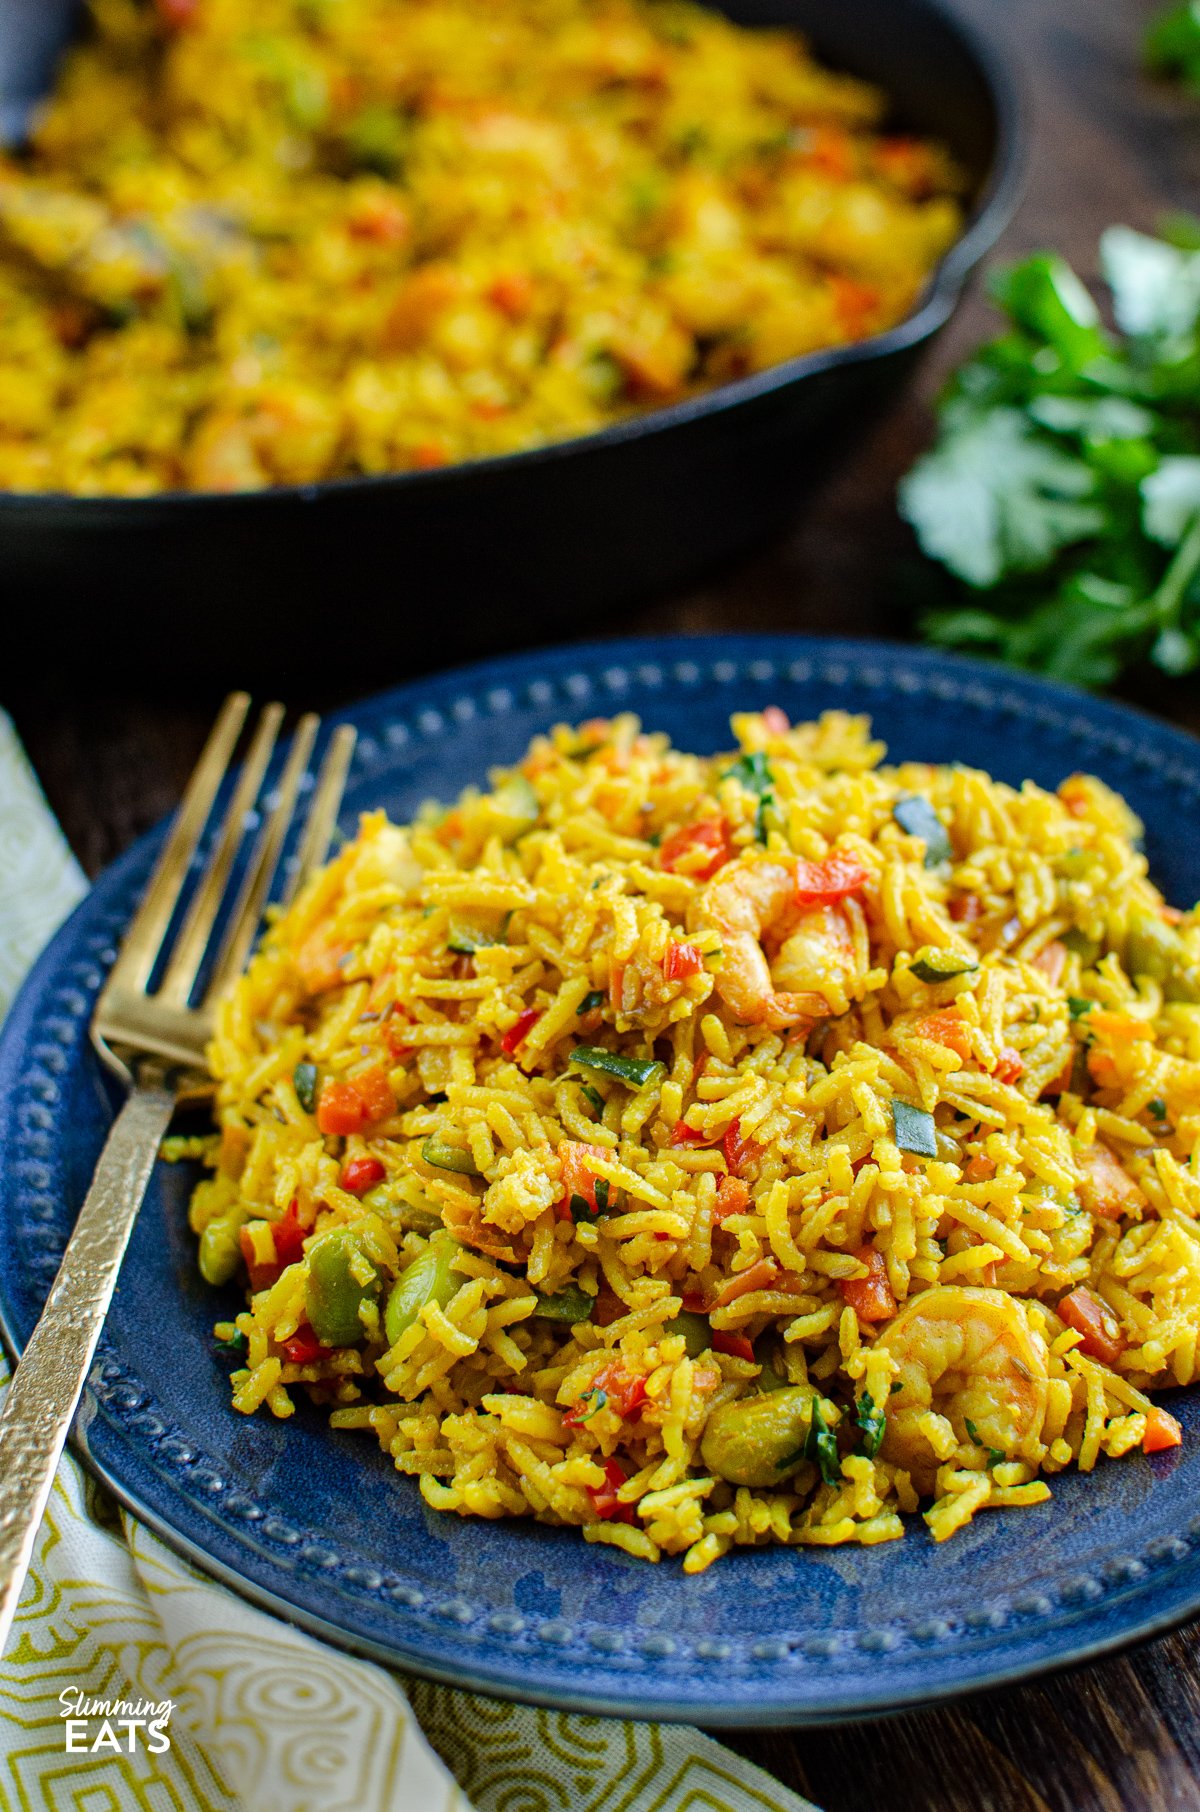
6 0 1200 1805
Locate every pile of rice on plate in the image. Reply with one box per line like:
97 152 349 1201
179 708 1200 1571
0 0 961 493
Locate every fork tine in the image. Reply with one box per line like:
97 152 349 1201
107 692 251 997
156 702 285 1008
279 723 357 910
202 712 320 1005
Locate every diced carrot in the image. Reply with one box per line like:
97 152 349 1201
1089 1010 1153 1045
1143 1406 1183 1454
1033 941 1068 986
316 1066 396 1136
838 1245 896 1323
663 940 705 982
1058 1286 1125 1365
913 1010 972 1063
793 855 869 907
1077 1142 1147 1221
830 274 881 338
347 194 410 243
487 271 535 318
992 1047 1025 1085
713 1176 750 1220
949 893 984 923
715 1258 779 1306
295 932 348 994
964 1154 996 1183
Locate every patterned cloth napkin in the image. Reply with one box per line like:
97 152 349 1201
0 709 817 1812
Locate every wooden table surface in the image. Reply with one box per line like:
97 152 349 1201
9 0 1200 1804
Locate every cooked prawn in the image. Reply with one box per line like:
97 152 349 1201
871 1285 1049 1490
689 856 837 1029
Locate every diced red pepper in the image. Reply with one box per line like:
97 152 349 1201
340 1155 386 1197
723 1117 760 1179
317 1066 396 1137
273 1200 308 1268
838 1245 896 1323
154 0 198 26
711 1331 755 1361
663 940 705 983
281 1323 331 1365
591 1361 648 1420
240 1199 307 1293
992 1047 1025 1085
793 855 869 907
487 271 534 318
587 1457 637 1524
671 1119 709 1146
681 1290 709 1313
501 1006 543 1054
556 1140 608 1219
1059 1286 1125 1365
1143 1406 1183 1454
713 1176 750 1221
831 274 881 338
659 818 735 881
949 893 984 924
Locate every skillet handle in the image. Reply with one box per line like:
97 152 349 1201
0 1082 175 1656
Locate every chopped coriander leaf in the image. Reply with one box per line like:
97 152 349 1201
293 1061 318 1114
533 1285 594 1323
854 1390 886 1458
214 1329 248 1360
579 990 606 1014
580 1083 605 1114
724 750 775 843
1067 996 1094 1019
573 1388 608 1421
804 1398 842 1486
893 797 952 867
1148 1096 1169 1118
447 919 501 954
595 1176 611 1214
892 1100 938 1157
570 1045 664 1089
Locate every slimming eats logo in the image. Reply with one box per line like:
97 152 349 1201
59 1689 174 1754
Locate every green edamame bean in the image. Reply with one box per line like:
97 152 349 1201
700 1384 817 1487
1123 911 1200 1002
672 1309 711 1358
384 1230 461 1346
305 1227 383 1347
199 1214 242 1286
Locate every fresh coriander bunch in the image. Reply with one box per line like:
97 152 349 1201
899 221 1200 686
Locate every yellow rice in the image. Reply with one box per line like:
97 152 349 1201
183 708 1200 1570
0 0 961 493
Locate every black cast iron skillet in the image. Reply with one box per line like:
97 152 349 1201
0 0 1023 674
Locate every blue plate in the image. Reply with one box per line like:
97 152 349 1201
4 635 1200 1726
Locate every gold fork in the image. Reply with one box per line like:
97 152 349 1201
0 694 356 1655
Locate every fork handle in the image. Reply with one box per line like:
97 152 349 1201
0 1082 176 1656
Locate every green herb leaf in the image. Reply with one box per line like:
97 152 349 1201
579 990 606 1014
724 750 775 842
854 1390 886 1458
533 1285 595 1323
214 1329 248 1360
899 405 1104 588
1067 996 1094 1019
580 1083 605 1114
892 1100 938 1157
804 1398 842 1486
893 797 952 867
293 1061 318 1115
570 1045 664 1089
573 1387 608 1421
